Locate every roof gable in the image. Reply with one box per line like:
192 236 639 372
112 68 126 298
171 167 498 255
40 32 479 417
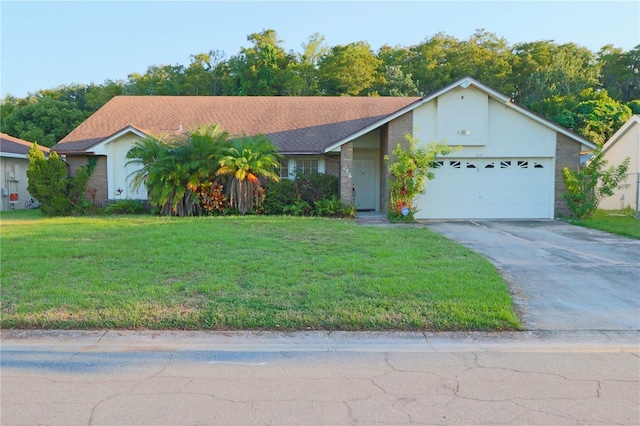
53 96 420 154
602 115 640 155
447 78 595 150
324 76 597 152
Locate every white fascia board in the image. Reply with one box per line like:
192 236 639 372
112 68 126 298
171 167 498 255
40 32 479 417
0 153 27 159
601 115 640 155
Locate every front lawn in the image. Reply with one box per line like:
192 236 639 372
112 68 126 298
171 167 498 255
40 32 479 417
0 211 520 331
572 208 640 239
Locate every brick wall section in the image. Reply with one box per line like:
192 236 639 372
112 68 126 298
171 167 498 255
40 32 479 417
66 155 108 207
554 133 581 218
340 142 354 205
324 154 340 177
379 112 413 211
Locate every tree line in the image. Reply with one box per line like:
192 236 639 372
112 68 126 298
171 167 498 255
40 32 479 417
2 29 638 147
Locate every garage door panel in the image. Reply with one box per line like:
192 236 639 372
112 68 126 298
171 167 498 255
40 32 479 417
417 158 552 219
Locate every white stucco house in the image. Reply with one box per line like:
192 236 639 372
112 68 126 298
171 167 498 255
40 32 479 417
598 115 639 211
51 77 596 219
0 133 49 211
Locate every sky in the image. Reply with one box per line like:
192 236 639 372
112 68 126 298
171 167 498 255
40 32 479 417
1 1 639 99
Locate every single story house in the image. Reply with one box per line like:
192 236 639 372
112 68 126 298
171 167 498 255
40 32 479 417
51 77 596 219
0 133 49 211
598 115 639 211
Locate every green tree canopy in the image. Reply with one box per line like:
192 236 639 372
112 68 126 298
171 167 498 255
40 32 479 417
1 96 89 147
598 44 640 103
2 29 638 148
225 29 294 95
318 41 383 96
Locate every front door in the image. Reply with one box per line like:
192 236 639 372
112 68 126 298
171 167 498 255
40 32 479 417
353 158 377 211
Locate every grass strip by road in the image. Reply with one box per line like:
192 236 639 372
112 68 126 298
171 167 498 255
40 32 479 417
572 208 640 239
0 211 520 331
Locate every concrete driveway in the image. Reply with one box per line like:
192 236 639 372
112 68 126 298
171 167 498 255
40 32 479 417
423 220 640 331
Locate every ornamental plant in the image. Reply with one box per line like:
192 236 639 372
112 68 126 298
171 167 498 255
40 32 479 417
384 134 455 222
27 143 91 216
562 147 630 219
216 135 281 214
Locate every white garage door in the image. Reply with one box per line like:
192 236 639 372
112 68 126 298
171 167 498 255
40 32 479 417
416 158 553 219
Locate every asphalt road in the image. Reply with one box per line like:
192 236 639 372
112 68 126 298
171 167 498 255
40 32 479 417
1 330 639 425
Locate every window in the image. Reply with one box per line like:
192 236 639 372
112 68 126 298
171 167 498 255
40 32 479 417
449 161 461 169
466 162 477 169
431 160 444 168
517 161 529 168
533 162 544 169
296 159 319 176
484 162 495 169
278 159 289 179
500 160 511 169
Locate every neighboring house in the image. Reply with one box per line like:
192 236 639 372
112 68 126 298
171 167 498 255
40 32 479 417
0 133 49 211
51 77 596 219
599 115 639 211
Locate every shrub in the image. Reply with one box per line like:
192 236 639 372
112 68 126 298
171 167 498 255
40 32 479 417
192 181 228 215
263 179 297 215
314 195 343 217
105 199 145 215
562 147 630 219
384 135 455 222
26 144 91 216
283 200 312 216
340 203 357 218
294 171 339 204
314 195 357 218
263 172 339 216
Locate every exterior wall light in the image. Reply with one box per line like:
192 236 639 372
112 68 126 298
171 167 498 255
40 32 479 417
457 130 471 135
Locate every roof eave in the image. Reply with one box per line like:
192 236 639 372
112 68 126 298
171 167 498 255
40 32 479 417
55 151 97 156
0 152 28 159
279 151 325 156
55 125 152 154
601 115 640 154
323 98 423 153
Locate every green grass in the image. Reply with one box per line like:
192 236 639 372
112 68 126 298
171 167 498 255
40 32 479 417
572 208 640 239
0 210 520 331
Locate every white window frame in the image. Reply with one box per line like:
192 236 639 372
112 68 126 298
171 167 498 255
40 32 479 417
278 158 289 179
280 157 325 179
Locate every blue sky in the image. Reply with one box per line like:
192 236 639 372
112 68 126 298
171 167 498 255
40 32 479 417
1 1 639 99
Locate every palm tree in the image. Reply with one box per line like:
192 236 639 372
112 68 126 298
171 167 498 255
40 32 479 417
217 135 281 214
126 124 231 216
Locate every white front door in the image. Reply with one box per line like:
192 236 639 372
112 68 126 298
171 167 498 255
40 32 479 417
353 158 378 211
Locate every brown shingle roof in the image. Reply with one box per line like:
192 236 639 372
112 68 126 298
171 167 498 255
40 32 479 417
0 133 50 156
52 96 421 154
